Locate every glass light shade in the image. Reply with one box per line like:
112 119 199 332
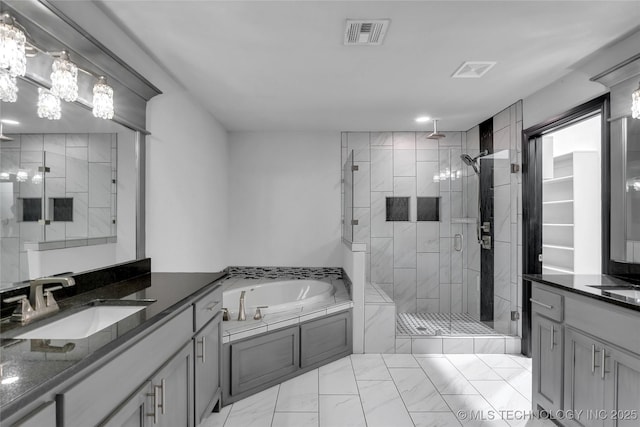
632 84 640 119
16 170 28 182
51 55 78 102
0 15 27 77
37 88 61 120
31 173 42 184
92 76 114 119
0 70 17 102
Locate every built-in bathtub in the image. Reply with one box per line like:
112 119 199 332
220 277 353 404
220 277 352 344
223 279 336 319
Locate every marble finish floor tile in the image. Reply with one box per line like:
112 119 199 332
272 412 319 427
319 395 367 427
389 368 449 412
382 353 420 368
358 379 414 427
319 356 359 395
199 353 536 427
350 354 392 380
223 385 279 427
446 354 502 381
410 411 463 427
418 357 479 394
275 370 318 412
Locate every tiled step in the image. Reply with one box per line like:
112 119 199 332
395 335 522 354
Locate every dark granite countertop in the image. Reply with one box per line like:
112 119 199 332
524 274 640 312
0 271 226 416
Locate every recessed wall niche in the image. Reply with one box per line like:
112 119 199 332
417 197 440 221
19 198 42 222
50 198 73 222
386 197 410 221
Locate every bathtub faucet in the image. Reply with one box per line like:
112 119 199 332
237 290 246 321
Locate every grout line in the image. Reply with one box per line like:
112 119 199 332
269 384 282 427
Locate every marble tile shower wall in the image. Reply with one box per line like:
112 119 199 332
341 131 466 315
0 133 117 287
464 101 523 336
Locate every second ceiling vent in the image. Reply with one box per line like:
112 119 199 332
344 19 390 46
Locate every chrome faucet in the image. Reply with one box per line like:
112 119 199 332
237 291 246 321
3 276 76 323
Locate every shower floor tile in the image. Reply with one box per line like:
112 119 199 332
396 312 500 335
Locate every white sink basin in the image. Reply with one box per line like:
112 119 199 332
15 305 146 340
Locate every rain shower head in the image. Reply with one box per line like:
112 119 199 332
460 150 489 174
427 119 446 140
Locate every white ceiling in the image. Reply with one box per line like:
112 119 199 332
95 0 640 132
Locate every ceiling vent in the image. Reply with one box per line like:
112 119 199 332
344 19 390 46
452 61 497 78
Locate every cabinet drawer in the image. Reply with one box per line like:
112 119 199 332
194 285 222 332
531 284 563 322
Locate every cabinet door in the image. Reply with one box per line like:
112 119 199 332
195 312 222 424
230 326 299 397
532 314 563 413
99 382 152 427
13 402 56 427
564 328 605 427
300 310 352 368
603 345 640 427
153 343 194 427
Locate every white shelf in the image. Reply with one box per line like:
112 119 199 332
542 199 573 205
543 244 574 251
544 175 574 184
543 265 574 274
541 151 600 275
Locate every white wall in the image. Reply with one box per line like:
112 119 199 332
228 132 342 267
146 92 229 272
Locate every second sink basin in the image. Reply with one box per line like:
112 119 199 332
15 305 147 340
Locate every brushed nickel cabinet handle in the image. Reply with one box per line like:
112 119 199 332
592 344 596 373
206 302 220 311
550 326 554 350
530 298 553 310
601 348 607 379
159 379 165 415
147 387 159 424
197 336 206 363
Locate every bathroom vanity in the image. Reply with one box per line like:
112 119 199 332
527 274 640 426
0 261 226 427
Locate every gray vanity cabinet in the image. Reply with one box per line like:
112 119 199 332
99 382 153 427
229 326 300 398
194 312 222 424
153 343 194 427
300 310 352 368
564 328 606 427
531 283 564 414
603 345 640 427
532 315 563 413
13 402 56 427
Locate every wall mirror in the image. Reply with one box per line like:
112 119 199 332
0 0 160 290
611 115 640 263
1 79 136 289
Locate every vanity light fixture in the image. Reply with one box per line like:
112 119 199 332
0 13 27 78
37 87 61 120
92 76 114 119
1 118 19 125
632 81 640 119
0 70 17 102
50 51 78 102
415 115 430 123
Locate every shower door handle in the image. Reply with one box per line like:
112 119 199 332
454 234 463 252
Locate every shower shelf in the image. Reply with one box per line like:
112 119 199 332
451 217 477 224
